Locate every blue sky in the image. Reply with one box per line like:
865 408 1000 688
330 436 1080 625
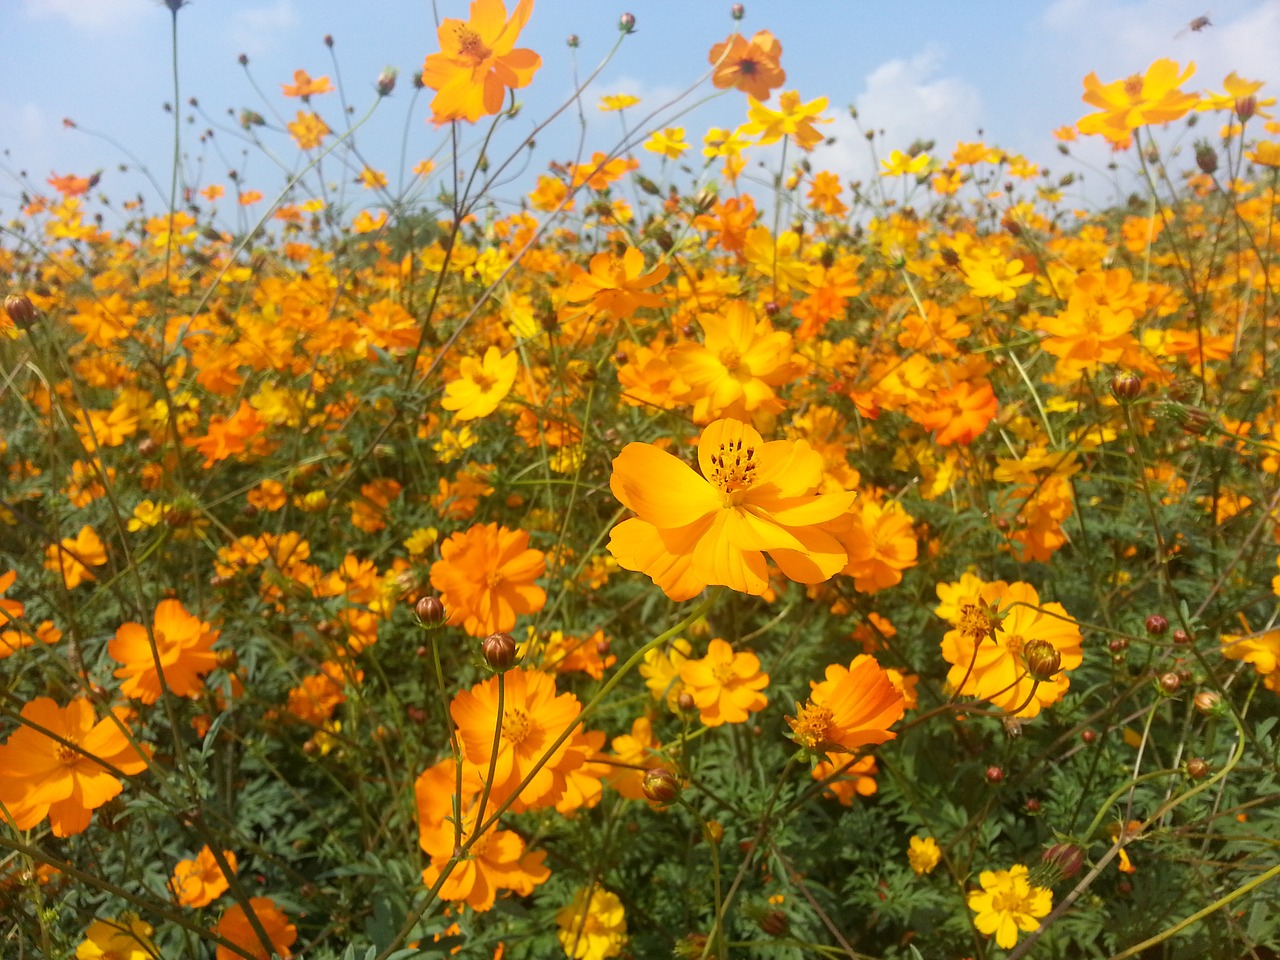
1 0 1277 224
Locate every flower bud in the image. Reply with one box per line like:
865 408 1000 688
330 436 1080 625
4 293 39 330
636 175 661 196
1172 628 1190 645
1081 728 1096 744
1145 614 1168 636
1193 690 1221 714
566 33 579 47
641 767 681 805
618 12 636 32
731 4 745 20
482 632 518 671
415 596 446 626
1195 141 1218 175
759 910 787 937
1158 671 1182 695
676 691 696 713
1186 757 1210 779
215 648 239 671
1023 639 1062 681
985 765 1004 784
376 67 397 97
1041 842 1084 879
1110 372 1142 401
1236 95 1257 123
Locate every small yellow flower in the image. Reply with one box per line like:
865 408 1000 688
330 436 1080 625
643 127 689 160
967 864 1052 950
440 346 518 421
908 835 941 875
879 149 932 177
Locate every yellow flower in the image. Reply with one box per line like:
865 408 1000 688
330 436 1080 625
679 637 769 727
556 885 627 960
598 93 639 112
908 836 941 875
879 149 931 177
440 346 518 420
1077 59 1199 144
607 418 855 600
76 913 156 960
740 90 830 150
643 127 689 159
668 301 796 423
967 865 1052 949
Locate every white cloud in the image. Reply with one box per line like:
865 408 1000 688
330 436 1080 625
807 48 982 186
230 0 298 58
21 0 153 30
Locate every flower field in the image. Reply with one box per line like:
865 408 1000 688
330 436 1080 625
3 2 1280 958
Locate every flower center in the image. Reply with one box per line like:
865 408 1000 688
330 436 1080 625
1123 74 1143 99
55 742 80 767
708 438 757 505
737 57 758 76
473 371 497 392
788 702 832 750
455 26 493 66
486 571 505 588
501 705 532 747
1004 633 1025 659
718 347 742 371
991 888 1026 915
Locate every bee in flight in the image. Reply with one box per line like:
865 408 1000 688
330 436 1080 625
1176 14 1212 37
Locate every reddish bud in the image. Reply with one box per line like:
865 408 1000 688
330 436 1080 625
482 632 518 671
1159 672 1182 694
1145 615 1168 636
1042 842 1084 878
618 12 636 32
1023 639 1062 681
759 910 788 937
985 766 1004 784
731 4 745 21
4 294 39 330
415 596 447 626
1186 757 1210 779
641 767 681 805
1193 690 1221 714
1081 729 1097 744
1110 373 1142 401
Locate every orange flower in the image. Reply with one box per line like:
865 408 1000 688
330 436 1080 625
215 898 297 960
832 498 918 594
0 697 149 836
281 69 334 98
44 525 108 589
415 758 551 911
1077 59 1200 144
286 110 330 150
669 302 796 423
421 0 542 125
709 30 785 101
186 400 268 467
430 523 546 637
562 247 669 321
787 655 905 757
678 638 768 726
109 599 219 704
47 172 94 196
451 667 585 810
913 378 999 446
608 419 855 601
171 846 237 908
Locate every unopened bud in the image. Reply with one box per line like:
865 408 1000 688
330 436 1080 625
618 12 636 32
4 294 39 330
676 692 696 713
1195 141 1218 175
1193 690 1221 714
985 765 1004 784
415 596 446 626
641 767 681 804
1236 96 1257 123
731 3 745 19
376 67 397 97
482 632 518 671
1158 672 1182 695
1041 842 1084 879
1145 614 1168 636
759 909 788 937
636 175 661 196
1186 757 1210 778
566 33 579 48
1023 639 1062 681
1110 373 1142 401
